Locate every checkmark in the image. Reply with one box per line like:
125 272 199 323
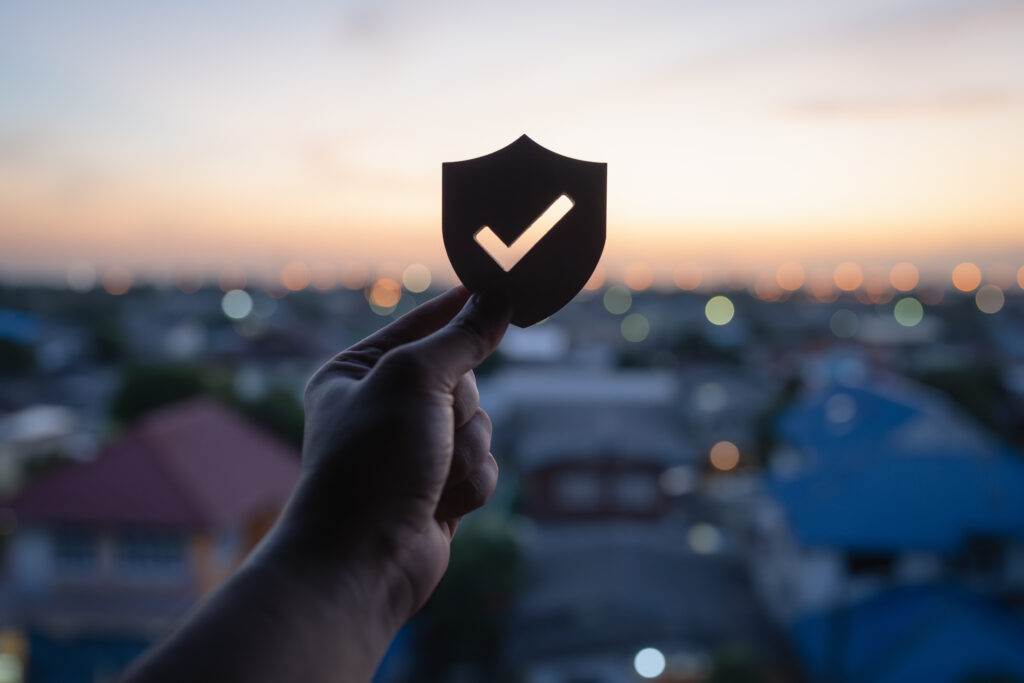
473 194 574 272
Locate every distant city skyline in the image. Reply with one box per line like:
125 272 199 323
2 0 1023 282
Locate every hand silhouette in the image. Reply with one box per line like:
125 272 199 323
289 286 511 619
124 287 511 683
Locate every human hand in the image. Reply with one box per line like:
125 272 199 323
278 287 510 629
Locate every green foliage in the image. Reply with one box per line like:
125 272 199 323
110 362 305 447
111 364 211 425
672 330 741 365
709 645 767 683
0 339 35 375
754 375 802 466
912 364 1019 446
416 517 522 677
229 388 305 449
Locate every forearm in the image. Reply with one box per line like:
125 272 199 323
123 517 402 683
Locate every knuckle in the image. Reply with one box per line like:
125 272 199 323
379 348 430 382
449 315 488 357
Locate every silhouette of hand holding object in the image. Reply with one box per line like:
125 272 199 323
124 287 511 683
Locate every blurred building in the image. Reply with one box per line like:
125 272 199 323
1 399 299 683
484 368 791 681
753 377 1024 681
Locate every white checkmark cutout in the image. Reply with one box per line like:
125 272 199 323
473 194 574 272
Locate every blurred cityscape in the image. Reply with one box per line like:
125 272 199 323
0 262 1023 683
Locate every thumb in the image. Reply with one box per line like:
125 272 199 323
404 293 511 386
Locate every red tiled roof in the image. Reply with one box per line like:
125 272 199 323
10 399 300 529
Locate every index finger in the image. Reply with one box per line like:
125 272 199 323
327 287 471 377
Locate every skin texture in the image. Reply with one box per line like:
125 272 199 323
122 287 511 683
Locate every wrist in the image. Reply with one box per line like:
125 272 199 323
257 482 419 635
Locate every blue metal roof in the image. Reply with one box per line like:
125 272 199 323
770 382 1024 551
0 308 40 344
791 585 1024 683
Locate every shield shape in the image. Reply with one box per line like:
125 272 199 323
443 135 606 327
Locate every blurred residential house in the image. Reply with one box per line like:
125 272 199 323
484 368 792 681
0 399 299 683
753 376 1024 681
0 406 98 498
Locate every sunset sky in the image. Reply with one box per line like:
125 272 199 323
1 0 1022 285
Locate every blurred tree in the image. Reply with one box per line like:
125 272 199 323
912 365 1019 446
671 331 740 365
753 375 802 466
91 318 127 363
111 364 209 425
0 339 34 375
111 363 304 448
708 645 766 683
414 517 522 680
228 388 305 449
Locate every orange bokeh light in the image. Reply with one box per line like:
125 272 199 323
951 262 982 292
623 262 654 291
709 441 740 471
673 263 702 291
102 267 132 296
889 262 919 292
369 277 402 308
775 262 805 292
281 261 311 291
1018 266 1024 290
833 262 864 292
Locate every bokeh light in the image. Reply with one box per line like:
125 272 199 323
951 262 982 292
975 285 1005 314
833 262 864 292
310 264 337 292
401 263 432 293
621 313 650 342
369 277 402 313
687 523 723 554
704 295 735 326
281 261 311 292
623 262 654 291
709 440 740 471
634 648 666 679
673 263 702 291
101 267 132 296
753 275 781 302
893 297 924 327
888 262 919 292
659 466 696 497
221 289 253 320
66 261 97 292
775 262 805 291
603 286 632 315
1017 266 1024 290
830 309 859 338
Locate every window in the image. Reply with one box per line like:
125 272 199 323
845 552 896 577
611 472 657 511
556 471 602 512
117 532 186 575
53 530 97 572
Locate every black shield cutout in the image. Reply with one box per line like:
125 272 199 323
443 135 607 327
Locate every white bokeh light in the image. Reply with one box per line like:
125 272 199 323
221 289 253 320
634 647 666 679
